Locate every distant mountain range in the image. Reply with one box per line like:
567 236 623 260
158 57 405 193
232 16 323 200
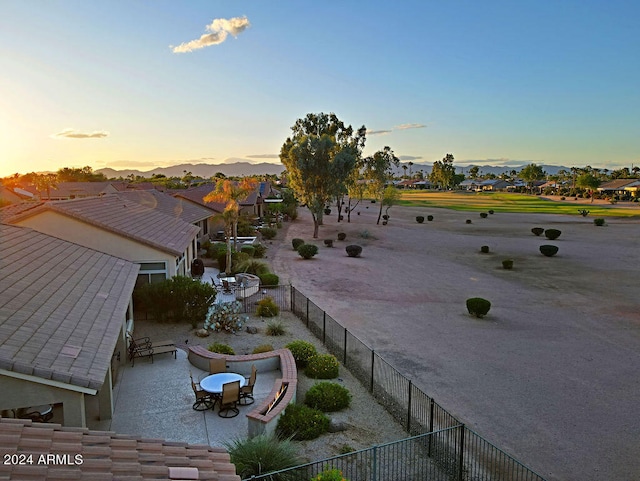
97 161 571 180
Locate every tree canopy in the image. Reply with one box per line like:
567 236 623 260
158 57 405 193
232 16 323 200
280 112 366 238
363 146 400 224
519 163 546 192
429 154 456 189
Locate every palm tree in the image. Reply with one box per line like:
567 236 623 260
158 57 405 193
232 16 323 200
402 164 408 179
408 161 414 178
203 178 258 275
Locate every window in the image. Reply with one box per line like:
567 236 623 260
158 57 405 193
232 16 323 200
135 261 167 286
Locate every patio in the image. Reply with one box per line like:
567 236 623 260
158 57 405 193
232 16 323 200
88 348 279 447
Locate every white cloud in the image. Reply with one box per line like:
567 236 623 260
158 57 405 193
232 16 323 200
171 16 250 53
394 123 426 130
399 155 423 161
52 129 109 139
366 129 392 136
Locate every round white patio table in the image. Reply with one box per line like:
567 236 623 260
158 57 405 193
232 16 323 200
200 372 246 394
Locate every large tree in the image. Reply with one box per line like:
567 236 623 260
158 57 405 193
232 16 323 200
280 112 366 238
576 172 600 202
203 178 257 275
362 146 400 224
519 163 546 193
429 153 456 189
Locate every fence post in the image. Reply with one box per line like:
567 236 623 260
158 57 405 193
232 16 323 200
428 398 434 456
306 297 309 327
322 311 326 344
372 444 378 481
343 328 348 366
407 380 412 433
458 424 465 481
370 350 375 393
290 285 294 312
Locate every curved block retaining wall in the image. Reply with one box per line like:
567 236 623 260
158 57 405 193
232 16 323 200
188 346 297 438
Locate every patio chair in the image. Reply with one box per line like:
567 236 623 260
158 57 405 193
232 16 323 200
126 333 176 366
218 380 240 418
190 372 213 411
209 357 226 374
239 364 257 405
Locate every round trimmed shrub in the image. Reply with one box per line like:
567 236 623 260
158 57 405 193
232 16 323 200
466 298 491 318
292 238 305 250
305 382 351 412
416 216 425 223
531 227 544 236
345 245 362 257
594 218 605 226
324 239 334 247
544 229 562 240
207 342 235 355
260 227 277 240
258 272 279 286
256 296 279 317
488 209 494 214
480 245 489 253
502 259 514 269
480 212 488 218
285 340 317 367
427 215 434 221
324 208 331 215
252 243 267 258
382 214 389 221
276 404 329 440
539 245 559 257
465 219 472 224
240 245 255 257
297 243 318 259
305 354 340 379
337 232 346 241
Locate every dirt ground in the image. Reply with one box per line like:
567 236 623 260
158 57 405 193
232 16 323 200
267 200 640 481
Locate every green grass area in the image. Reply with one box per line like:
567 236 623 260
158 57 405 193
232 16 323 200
398 191 640 217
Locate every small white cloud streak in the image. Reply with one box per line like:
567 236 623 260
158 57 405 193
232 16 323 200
399 155 423 161
52 129 109 139
367 129 392 136
247 154 279 159
394 123 426 130
171 16 250 53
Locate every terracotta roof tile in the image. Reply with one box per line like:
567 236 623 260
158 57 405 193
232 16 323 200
0 418 240 481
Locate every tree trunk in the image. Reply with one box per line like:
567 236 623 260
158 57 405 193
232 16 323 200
311 212 319 238
347 198 352 223
377 198 383 224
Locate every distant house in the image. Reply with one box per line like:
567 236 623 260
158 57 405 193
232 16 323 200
3 194 199 285
459 179 481 191
0 224 139 427
598 179 640 198
479 179 513 191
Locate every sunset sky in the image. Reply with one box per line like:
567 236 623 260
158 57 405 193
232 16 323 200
1 1 638 177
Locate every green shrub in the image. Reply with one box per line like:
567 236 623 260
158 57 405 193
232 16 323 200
257 296 279 317
252 243 267 258
292 238 305 250
480 245 489 253
207 342 235 355
337 232 346 241
338 444 355 455
204 300 244 333
594 218 605 226
345 245 362 257
266 320 286 336
297 243 319 259
312 468 350 481
502 259 514 269
225 433 301 479
235 259 269 276
531 227 544 236
539 245 559 257
258 272 280 286
305 381 351 412
480 212 488 218
305 354 340 379
209 242 228 258
466 298 491 318
465 219 472 224
488 209 494 214
324 239 334 247
416 216 425 223
252 344 274 354
276 404 329 440
240 245 255 257
427 215 434 221
544 228 562 240
260 227 277 240
285 340 317 367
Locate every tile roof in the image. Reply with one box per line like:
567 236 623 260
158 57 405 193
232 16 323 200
172 185 227 213
598 179 639 190
5 195 200 257
0 224 140 390
0 418 241 480
116 190 212 224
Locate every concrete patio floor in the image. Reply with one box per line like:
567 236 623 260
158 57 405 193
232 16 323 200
89 348 278 447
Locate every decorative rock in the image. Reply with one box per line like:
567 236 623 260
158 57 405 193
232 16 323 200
195 328 209 337
328 419 348 433
246 326 258 334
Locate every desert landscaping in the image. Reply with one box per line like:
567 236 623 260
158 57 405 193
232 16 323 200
261 199 640 481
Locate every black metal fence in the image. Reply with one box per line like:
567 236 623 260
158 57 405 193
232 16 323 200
243 425 544 481
238 284 291 315
285 286 546 481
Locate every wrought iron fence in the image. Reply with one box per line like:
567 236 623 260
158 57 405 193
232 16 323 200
238 284 291 315
287 286 546 481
